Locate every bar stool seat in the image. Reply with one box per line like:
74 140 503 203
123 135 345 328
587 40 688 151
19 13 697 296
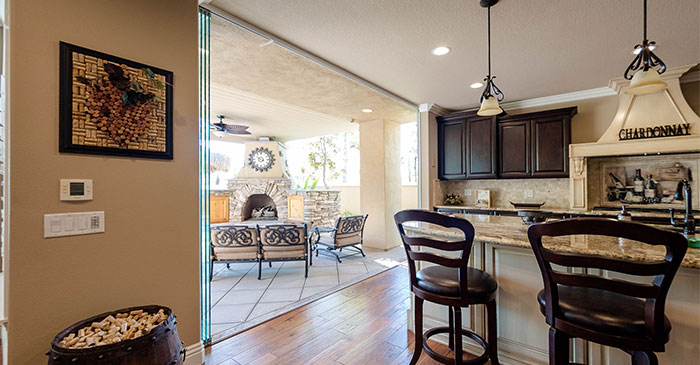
417 266 498 298
537 287 671 340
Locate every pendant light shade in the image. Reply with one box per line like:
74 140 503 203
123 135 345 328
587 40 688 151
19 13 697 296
623 0 667 95
477 96 502 116
476 1 504 117
626 68 667 95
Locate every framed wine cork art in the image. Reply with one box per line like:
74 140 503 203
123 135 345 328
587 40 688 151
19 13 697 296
59 42 173 159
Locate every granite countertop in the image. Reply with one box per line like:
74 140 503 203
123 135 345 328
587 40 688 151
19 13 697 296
404 214 700 269
432 205 690 219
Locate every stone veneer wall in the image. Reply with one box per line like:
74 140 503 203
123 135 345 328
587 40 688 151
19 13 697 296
287 190 341 228
440 178 570 209
211 179 340 227
226 178 292 222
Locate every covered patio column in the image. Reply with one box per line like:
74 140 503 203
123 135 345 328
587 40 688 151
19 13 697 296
359 119 401 250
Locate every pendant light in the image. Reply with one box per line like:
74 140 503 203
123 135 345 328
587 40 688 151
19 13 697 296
477 0 504 116
624 0 667 95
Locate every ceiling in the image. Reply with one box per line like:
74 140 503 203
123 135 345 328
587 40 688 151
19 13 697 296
211 83 357 142
210 14 417 142
208 0 700 110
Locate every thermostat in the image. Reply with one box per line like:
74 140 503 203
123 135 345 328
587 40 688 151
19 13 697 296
60 179 93 201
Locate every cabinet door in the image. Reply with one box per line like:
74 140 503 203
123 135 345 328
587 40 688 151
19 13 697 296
466 116 497 178
438 119 466 179
532 115 570 177
498 120 531 177
210 196 230 223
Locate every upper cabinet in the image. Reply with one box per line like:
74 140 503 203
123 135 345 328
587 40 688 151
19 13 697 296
438 117 466 179
437 107 576 180
465 116 498 179
437 112 497 180
498 118 531 178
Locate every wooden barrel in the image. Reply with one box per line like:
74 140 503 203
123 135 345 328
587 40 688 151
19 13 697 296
47 305 184 365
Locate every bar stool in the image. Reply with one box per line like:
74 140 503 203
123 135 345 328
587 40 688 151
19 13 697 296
527 218 687 365
395 209 499 365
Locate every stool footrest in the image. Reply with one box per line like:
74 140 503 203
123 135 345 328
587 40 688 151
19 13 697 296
422 326 489 365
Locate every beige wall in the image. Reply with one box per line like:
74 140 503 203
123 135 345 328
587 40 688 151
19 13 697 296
7 1 199 363
334 185 418 215
359 119 402 250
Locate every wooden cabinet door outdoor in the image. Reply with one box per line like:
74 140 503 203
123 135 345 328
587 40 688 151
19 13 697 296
466 116 497 178
438 119 466 180
210 196 230 224
531 115 570 177
498 119 531 178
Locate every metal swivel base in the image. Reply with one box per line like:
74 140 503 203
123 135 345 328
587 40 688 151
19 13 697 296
423 326 490 365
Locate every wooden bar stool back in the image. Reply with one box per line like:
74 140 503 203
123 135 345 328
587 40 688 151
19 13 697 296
395 209 499 365
527 218 688 365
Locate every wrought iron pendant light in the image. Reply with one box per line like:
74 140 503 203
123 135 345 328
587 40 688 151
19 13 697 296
624 0 667 95
477 0 504 116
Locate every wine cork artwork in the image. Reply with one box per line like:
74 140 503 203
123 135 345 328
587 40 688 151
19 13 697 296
59 42 173 159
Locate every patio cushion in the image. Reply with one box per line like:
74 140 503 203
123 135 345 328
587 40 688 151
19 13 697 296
214 246 258 261
262 246 306 259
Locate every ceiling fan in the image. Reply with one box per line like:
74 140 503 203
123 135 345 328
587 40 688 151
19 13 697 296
211 115 251 136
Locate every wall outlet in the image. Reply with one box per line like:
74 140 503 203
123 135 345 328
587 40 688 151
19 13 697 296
464 189 472 197
524 189 534 198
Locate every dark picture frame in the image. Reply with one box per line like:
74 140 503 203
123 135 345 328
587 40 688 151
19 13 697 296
59 42 173 159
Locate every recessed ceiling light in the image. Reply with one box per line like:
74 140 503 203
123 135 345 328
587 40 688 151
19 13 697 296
470 82 484 89
431 46 451 56
362 108 373 113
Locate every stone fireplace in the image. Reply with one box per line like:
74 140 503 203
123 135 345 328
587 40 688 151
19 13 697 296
242 194 277 221
227 178 291 222
210 140 342 226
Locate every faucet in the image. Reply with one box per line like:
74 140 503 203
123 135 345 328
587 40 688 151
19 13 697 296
670 179 695 236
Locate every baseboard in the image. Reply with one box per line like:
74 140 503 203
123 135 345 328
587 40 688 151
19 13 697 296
183 341 204 365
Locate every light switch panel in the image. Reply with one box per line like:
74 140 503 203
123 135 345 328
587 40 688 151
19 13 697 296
44 211 104 238
524 189 535 198
464 189 472 197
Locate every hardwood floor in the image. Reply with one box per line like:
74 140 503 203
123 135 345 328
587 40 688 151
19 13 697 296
204 265 470 365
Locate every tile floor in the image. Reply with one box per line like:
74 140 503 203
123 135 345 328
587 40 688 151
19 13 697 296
209 246 407 340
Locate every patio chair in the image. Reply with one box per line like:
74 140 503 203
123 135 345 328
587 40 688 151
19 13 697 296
210 225 260 280
258 223 309 279
311 214 368 263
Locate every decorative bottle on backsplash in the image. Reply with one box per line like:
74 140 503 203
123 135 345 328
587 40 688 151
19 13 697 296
644 175 657 200
633 169 645 196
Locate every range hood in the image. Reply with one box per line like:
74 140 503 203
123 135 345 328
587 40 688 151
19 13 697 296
569 64 700 209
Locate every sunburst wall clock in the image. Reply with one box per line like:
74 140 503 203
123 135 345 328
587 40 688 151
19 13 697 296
248 147 275 172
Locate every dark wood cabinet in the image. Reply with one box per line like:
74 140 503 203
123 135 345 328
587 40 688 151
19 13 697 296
437 107 576 180
437 112 497 180
498 119 531 177
465 116 497 178
531 115 571 177
438 118 466 179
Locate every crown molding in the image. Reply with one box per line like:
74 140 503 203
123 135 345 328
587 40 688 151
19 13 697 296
417 103 449 115
456 86 618 114
609 64 697 92
681 70 700 84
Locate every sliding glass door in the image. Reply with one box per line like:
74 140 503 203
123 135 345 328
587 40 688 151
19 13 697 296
198 7 212 345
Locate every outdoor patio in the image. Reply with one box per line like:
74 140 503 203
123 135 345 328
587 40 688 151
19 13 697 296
210 245 407 340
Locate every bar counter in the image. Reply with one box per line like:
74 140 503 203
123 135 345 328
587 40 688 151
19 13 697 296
405 214 699 269
403 214 699 365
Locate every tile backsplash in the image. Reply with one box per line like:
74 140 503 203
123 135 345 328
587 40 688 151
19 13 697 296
439 178 570 209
